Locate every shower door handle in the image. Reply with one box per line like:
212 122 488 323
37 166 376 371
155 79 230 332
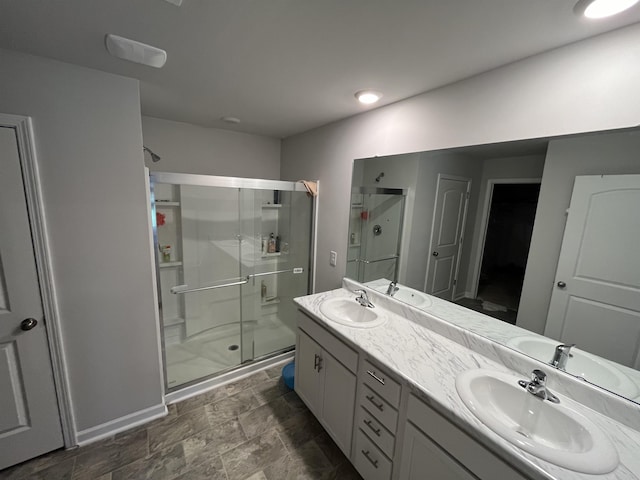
171 279 248 294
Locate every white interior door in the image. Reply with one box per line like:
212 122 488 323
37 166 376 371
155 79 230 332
424 175 471 300
545 175 640 369
0 126 63 469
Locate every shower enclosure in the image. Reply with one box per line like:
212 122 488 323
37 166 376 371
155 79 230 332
346 187 406 283
151 173 315 391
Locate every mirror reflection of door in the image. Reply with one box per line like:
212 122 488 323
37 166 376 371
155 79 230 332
470 182 540 324
545 174 640 368
424 175 471 300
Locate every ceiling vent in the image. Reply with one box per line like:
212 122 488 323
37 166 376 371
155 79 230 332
105 34 167 68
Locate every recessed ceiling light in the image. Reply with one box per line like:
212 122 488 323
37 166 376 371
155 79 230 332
221 116 241 125
355 90 383 105
105 34 167 68
574 0 639 18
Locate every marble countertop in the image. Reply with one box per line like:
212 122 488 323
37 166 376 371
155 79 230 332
294 283 640 480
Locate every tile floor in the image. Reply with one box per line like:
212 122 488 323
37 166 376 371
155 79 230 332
0 366 362 480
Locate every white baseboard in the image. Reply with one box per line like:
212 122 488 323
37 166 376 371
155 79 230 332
75 403 167 447
453 291 472 301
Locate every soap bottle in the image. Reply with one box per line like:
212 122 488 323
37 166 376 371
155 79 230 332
275 235 281 252
267 233 276 253
261 280 267 300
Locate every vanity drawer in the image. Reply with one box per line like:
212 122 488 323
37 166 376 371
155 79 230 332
363 360 401 407
354 428 393 480
357 407 395 458
360 384 398 433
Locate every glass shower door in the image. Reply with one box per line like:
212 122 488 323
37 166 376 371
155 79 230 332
152 173 313 391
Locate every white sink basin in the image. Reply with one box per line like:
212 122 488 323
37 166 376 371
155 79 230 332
507 335 639 398
456 369 618 474
319 297 386 328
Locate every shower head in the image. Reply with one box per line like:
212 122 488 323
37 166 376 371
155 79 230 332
143 146 161 162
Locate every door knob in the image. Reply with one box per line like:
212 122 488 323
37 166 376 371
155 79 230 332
557 281 567 288
21 318 38 331
432 251 439 257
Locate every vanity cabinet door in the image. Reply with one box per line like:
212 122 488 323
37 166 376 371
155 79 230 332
399 423 477 480
295 330 323 415
322 351 357 454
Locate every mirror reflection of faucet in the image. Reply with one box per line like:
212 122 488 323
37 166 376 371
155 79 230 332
386 281 399 297
550 343 576 371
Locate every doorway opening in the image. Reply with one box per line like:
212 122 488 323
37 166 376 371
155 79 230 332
460 182 540 324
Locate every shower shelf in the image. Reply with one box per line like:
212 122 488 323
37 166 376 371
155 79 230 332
261 204 283 209
261 297 280 306
349 243 361 248
262 253 282 258
159 261 183 268
155 201 180 207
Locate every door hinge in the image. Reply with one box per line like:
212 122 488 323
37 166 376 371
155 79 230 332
453 279 457 286
466 192 470 199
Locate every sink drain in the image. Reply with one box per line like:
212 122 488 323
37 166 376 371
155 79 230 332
228 344 239 351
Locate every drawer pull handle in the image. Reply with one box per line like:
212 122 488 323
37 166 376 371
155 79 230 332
314 354 323 372
363 419 381 436
362 449 379 468
366 394 384 411
367 370 386 385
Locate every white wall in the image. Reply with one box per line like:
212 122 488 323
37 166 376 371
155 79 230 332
0 49 163 435
281 23 640 293
518 129 640 333
142 116 280 179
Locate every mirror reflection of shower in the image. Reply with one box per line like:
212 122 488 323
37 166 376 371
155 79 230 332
347 187 406 283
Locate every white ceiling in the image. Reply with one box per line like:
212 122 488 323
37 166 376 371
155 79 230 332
2 1 640 138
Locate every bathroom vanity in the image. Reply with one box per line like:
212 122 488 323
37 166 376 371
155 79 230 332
294 279 640 480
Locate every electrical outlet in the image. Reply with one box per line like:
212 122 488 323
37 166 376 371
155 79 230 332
329 250 337 267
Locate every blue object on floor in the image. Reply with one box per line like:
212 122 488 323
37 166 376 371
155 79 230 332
282 361 295 390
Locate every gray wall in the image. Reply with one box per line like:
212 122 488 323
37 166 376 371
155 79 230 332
281 23 640 293
142 116 281 178
0 49 162 433
518 129 640 333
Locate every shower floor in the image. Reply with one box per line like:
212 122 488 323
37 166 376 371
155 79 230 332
164 315 296 389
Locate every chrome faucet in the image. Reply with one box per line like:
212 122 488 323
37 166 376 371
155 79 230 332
550 343 575 371
354 289 374 308
386 281 399 297
518 369 560 403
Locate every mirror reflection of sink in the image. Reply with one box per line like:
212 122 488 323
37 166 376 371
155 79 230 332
319 297 387 328
373 285 432 308
507 336 639 398
456 369 618 474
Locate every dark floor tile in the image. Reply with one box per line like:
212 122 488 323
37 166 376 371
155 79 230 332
239 396 293 439
71 428 148 479
176 387 228 416
205 389 261 427
262 440 333 480
221 428 287 480
282 391 308 413
1 457 75 480
0 447 80 480
171 454 227 480
252 376 291 406
148 406 209 454
223 371 269 396
182 418 247 467
312 431 349 467
111 442 186 480
325 460 363 480
276 410 324 452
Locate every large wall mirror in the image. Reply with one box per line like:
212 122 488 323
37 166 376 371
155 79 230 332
346 126 640 404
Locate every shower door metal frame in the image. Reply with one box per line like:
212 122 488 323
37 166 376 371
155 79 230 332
150 172 317 393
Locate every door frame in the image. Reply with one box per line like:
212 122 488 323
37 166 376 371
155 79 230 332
1 113 76 447
469 177 541 299
423 174 471 300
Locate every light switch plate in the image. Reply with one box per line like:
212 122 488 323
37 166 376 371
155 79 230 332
330 250 337 267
